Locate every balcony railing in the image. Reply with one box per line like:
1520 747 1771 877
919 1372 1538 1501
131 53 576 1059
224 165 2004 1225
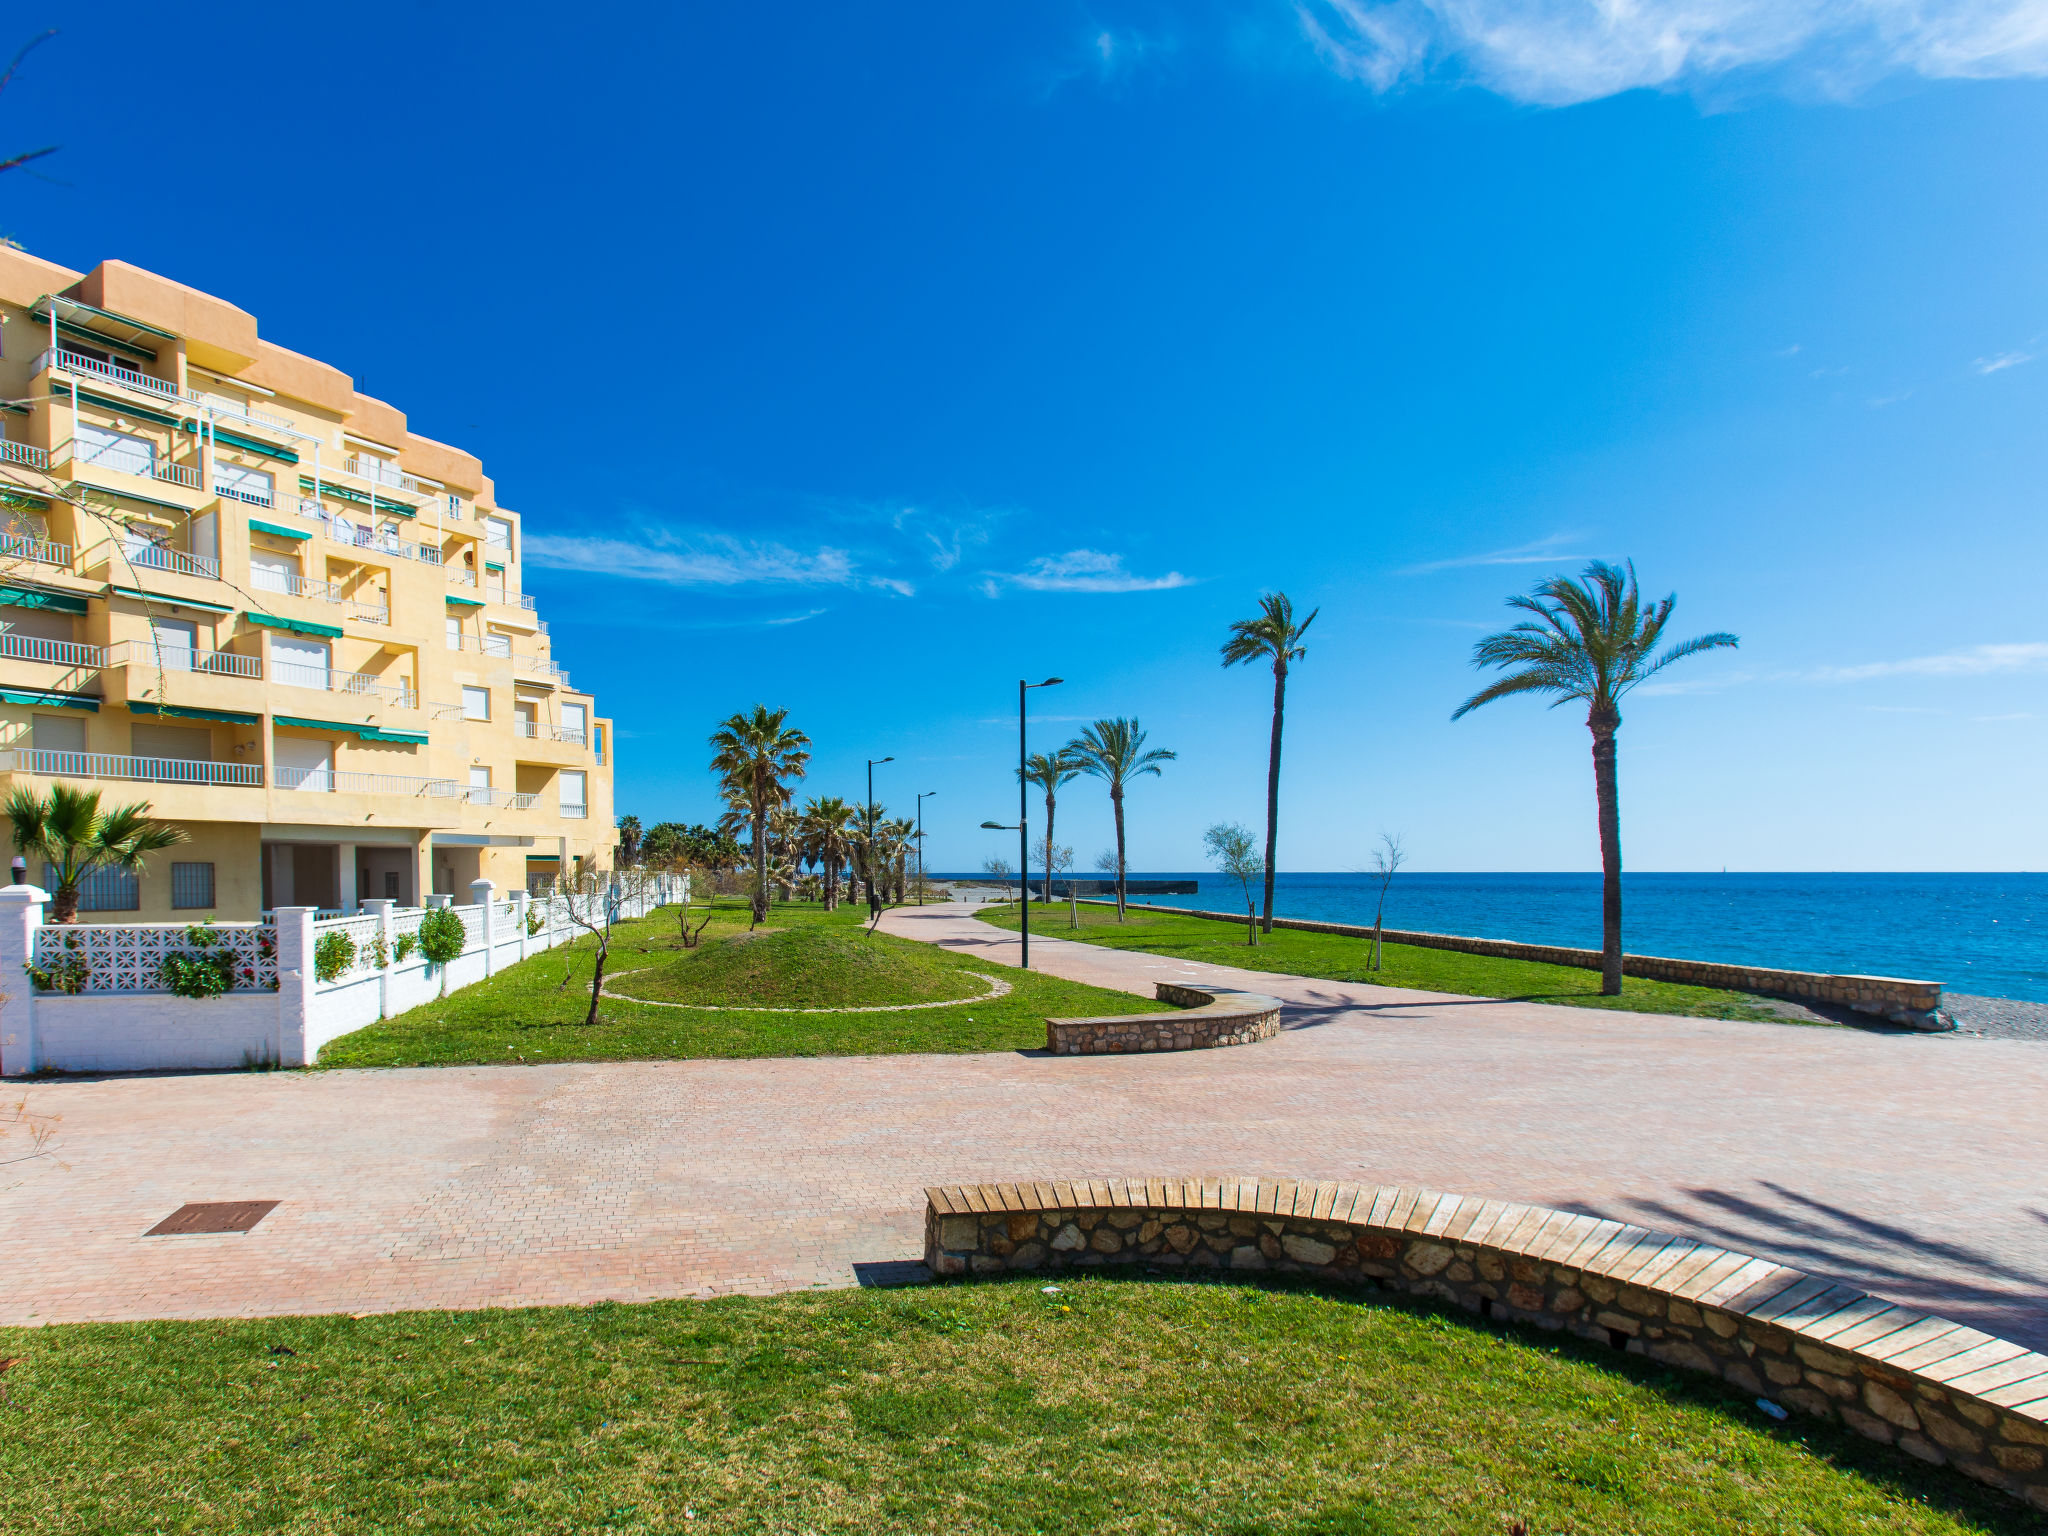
561 804 589 819
190 392 295 434
113 542 221 581
38 347 182 403
513 721 586 745
154 461 203 491
108 641 262 679
342 456 435 499
0 440 49 471
272 664 418 709
430 701 468 720
0 531 71 567
276 767 464 798
448 568 477 588
0 747 262 786
214 480 275 508
250 567 390 625
456 785 539 809
0 633 104 669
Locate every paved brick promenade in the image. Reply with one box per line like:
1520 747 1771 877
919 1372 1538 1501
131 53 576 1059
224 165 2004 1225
3 904 2044 1348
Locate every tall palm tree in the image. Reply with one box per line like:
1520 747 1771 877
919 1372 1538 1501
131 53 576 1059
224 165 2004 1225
6 783 187 924
799 795 855 910
1018 749 1083 906
615 814 643 869
708 706 811 927
1454 560 1737 995
1065 718 1176 921
883 816 916 903
1220 591 1318 934
851 800 892 917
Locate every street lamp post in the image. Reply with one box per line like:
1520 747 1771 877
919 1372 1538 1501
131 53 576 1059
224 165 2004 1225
1016 677 1062 968
865 755 894 914
916 790 937 906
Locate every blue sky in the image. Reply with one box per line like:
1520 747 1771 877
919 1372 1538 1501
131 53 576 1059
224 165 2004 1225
11 2 2048 871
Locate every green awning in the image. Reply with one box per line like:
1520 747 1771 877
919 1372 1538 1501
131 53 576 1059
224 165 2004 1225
45 316 160 363
244 611 343 639
446 595 484 607
298 477 415 518
0 585 88 615
248 518 310 542
208 426 298 464
108 585 236 614
70 387 187 430
70 476 193 515
0 688 98 712
33 295 177 348
127 702 260 725
484 561 504 571
0 488 46 513
275 715 427 745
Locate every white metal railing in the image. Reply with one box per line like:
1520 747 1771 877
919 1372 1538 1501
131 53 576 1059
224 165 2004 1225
513 721 585 744
39 347 181 403
277 767 463 798
0 531 71 566
214 480 274 508
514 654 564 679
29 921 278 994
430 700 467 720
517 594 537 611
0 440 49 470
456 786 539 809
448 568 476 588
111 541 221 581
250 567 389 625
342 456 435 498
0 632 103 668
191 391 295 433
0 747 262 786
154 461 203 491
272 664 417 708
108 640 262 678
561 804 589 819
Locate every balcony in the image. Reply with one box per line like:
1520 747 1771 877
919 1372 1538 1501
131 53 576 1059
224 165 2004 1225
448 567 477 589
213 478 275 508
515 721 586 745
561 804 589 819
457 785 540 810
0 531 71 568
108 641 261 679
154 461 203 492
0 747 262 787
39 347 299 435
0 633 104 669
277 767 464 799
273 663 418 710
97 540 221 582
0 440 49 471
250 567 389 625
342 456 436 500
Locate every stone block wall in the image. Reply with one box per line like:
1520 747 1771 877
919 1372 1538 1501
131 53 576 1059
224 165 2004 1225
1045 983 1281 1054
924 1177 2048 1512
1088 901 1944 1027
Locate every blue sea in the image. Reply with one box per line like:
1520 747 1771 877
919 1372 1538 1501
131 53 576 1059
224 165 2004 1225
949 872 2048 1002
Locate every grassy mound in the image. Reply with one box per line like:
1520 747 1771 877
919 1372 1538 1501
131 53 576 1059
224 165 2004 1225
605 922 985 1009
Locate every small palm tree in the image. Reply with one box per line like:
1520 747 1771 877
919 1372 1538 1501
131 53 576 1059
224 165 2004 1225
1221 591 1318 934
614 814 644 869
799 795 855 910
884 816 916 903
1454 561 1737 995
708 706 812 927
6 783 187 924
1065 718 1176 921
1018 749 1083 906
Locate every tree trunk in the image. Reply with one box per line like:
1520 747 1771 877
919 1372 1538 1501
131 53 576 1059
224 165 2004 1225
750 776 769 929
1262 661 1286 934
1112 784 1127 921
585 936 608 1025
1043 790 1056 906
50 882 78 924
1590 718 1624 995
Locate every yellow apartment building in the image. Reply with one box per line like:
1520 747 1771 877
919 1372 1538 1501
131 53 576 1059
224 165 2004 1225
0 248 615 917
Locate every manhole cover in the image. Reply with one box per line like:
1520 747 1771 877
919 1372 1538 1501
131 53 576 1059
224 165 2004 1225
144 1201 280 1237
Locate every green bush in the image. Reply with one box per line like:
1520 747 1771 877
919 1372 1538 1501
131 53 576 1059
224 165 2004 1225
24 932 88 995
313 930 357 983
417 908 466 966
525 908 544 936
394 933 418 963
160 923 238 999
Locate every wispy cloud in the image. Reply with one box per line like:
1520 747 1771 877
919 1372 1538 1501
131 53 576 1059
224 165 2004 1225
526 530 865 589
1975 712 2035 722
1975 350 2036 375
1869 389 1913 408
1811 642 2048 682
765 608 828 626
1398 534 1589 577
982 549 1195 595
1296 0 2048 106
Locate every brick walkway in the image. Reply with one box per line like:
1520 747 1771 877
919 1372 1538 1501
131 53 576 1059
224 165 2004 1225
4 903 2045 1348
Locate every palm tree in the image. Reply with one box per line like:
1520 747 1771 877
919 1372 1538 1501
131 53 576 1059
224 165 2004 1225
1454 560 1737 995
1018 749 1083 906
851 800 890 917
6 783 187 924
707 706 811 927
1065 718 1176 921
1221 591 1317 935
615 814 643 869
883 816 915 902
799 795 855 910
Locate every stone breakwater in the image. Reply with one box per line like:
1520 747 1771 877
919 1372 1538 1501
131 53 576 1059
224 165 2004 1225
1088 901 1946 1028
1044 982 1281 1054
924 1178 2048 1512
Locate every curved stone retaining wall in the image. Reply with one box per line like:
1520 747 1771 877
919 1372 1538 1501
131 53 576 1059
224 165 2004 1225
1045 982 1282 1054
924 1177 2048 1510
1083 901 1945 1027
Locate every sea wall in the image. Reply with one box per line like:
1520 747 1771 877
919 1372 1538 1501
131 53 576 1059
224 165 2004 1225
925 1177 2048 1512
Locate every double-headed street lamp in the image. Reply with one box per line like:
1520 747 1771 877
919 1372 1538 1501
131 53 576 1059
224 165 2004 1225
982 676 1062 969
916 790 937 906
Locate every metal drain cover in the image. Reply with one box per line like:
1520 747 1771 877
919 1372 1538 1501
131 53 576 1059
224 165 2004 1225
144 1201 280 1236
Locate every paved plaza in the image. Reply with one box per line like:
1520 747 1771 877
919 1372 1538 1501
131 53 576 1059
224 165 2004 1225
4 904 2045 1348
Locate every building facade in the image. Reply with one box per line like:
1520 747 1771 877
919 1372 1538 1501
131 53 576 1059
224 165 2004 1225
0 248 614 917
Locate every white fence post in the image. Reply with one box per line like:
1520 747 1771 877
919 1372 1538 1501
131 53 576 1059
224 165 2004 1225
362 898 394 1020
471 879 495 975
0 884 47 1076
514 888 530 962
426 893 451 910
274 906 315 1067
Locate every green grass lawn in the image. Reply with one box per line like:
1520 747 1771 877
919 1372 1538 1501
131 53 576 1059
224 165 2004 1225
317 899 1168 1068
1 1276 2024 1535
976 902 1808 1023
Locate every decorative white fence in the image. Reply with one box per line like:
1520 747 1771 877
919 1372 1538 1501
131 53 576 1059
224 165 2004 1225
0 873 686 1075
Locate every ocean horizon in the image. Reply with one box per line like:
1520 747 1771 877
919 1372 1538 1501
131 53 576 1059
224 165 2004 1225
933 871 2048 1004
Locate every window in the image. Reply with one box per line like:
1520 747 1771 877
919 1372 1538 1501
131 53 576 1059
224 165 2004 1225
560 770 587 819
271 636 331 690
171 862 216 910
593 723 606 765
150 618 199 664
31 713 85 754
482 630 511 658
445 493 462 518
49 862 138 912
461 686 490 721
76 421 155 477
213 461 274 507
249 551 299 596
446 615 462 650
484 516 512 554
514 703 536 738
132 724 210 763
560 703 587 745
122 524 174 570
275 736 334 792
468 766 491 789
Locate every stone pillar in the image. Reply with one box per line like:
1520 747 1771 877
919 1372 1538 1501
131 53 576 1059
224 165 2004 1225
0 884 47 1076
470 879 495 975
425 893 452 910
273 906 315 1068
361 898 395 1020
513 888 530 963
